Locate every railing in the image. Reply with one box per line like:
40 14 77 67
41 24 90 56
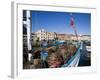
62 45 80 67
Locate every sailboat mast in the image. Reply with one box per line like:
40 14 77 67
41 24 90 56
26 10 31 51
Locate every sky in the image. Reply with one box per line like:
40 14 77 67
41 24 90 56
31 10 91 35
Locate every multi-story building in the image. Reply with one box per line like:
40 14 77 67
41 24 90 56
57 34 65 40
57 34 71 41
80 35 91 41
70 34 91 41
35 29 47 41
70 35 78 41
35 29 57 41
47 32 57 40
56 34 91 41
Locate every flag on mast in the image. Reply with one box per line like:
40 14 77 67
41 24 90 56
70 14 74 27
70 13 78 41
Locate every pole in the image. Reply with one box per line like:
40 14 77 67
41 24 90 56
26 10 32 61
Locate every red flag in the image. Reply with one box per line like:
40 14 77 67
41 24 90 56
70 15 74 27
70 13 78 41
70 13 74 27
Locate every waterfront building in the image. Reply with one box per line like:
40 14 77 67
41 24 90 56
35 29 57 41
57 34 71 41
80 35 91 41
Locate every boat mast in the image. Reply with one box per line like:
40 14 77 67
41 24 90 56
26 10 32 61
26 10 31 51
